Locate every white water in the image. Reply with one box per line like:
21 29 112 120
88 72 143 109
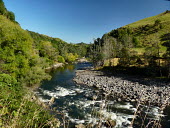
36 84 165 128
36 63 166 128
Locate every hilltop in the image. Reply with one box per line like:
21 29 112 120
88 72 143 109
127 10 170 28
107 10 170 48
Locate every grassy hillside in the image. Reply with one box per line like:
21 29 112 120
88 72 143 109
0 14 60 128
126 10 170 47
127 11 170 28
0 0 90 126
90 11 170 77
107 11 170 48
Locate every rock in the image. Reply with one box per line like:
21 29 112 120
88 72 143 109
49 97 55 105
92 95 98 100
75 124 86 128
105 120 116 127
118 98 121 102
73 69 170 106
75 89 81 93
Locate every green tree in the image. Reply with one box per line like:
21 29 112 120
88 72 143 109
65 53 77 62
0 0 7 15
7 11 15 21
118 47 131 66
57 55 65 63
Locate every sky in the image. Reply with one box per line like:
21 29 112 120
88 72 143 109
3 0 169 43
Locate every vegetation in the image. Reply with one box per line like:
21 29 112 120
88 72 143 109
0 0 89 127
0 74 60 128
27 31 89 63
1 0 170 126
0 0 16 22
90 11 170 78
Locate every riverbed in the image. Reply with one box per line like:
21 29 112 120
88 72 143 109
35 62 170 128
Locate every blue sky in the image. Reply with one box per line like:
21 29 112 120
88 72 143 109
3 0 169 43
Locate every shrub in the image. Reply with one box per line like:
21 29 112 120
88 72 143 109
57 55 65 63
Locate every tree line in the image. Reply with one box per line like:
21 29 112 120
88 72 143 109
89 17 170 78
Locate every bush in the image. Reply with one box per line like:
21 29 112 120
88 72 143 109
0 73 60 128
57 55 65 63
65 53 77 62
7 11 15 21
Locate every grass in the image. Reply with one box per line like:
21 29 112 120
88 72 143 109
131 48 146 55
0 90 60 128
0 74 60 128
126 11 170 28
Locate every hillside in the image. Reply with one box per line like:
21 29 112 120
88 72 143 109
90 11 170 77
27 30 89 59
127 11 170 28
0 0 89 127
107 11 170 48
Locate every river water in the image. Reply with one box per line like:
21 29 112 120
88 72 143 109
35 63 170 128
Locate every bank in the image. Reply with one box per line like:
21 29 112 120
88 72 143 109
74 69 170 107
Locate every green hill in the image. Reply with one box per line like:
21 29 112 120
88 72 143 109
127 11 170 28
0 0 89 127
0 9 60 128
107 10 170 48
90 11 170 77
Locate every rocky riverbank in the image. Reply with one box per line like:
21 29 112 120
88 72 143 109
73 69 170 106
45 63 64 71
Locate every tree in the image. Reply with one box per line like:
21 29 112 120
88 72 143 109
0 0 7 15
90 38 104 67
118 47 131 66
65 53 77 62
7 11 15 21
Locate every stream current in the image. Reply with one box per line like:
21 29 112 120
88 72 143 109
35 62 170 128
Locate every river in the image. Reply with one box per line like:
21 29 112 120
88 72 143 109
35 62 170 128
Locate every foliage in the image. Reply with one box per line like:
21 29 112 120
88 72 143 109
89 11 170 77
7 11 15 21
0 0 6 14
0 0 15 22
57 55 65 63
27 30 90 61
0 74 59 128
0 15 52 86
65 53 78 62
0 1 91 127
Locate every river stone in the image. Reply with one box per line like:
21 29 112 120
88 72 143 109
118 98 121 102
92 95 98 100
74 69 170 106
105 120 116 127
49 97 55 105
